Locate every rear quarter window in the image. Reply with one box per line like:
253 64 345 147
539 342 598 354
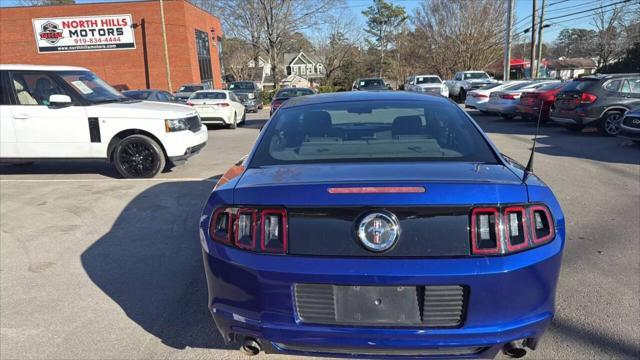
562 79 597 92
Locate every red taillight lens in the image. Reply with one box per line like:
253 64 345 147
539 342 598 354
529 205 555 244
500 93 518 100
261 209 288 253
470 204 554 256
503 206 529 251
210 207 288 254
272 100 283 108
219 102 230 107
186 101 194 106
470 207 501 255
472 93 488 98
209 208 232 243
580 92 597 104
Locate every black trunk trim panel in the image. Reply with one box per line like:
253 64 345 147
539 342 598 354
288 206 471 257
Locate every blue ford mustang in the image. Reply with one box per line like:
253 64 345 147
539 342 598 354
199 91 564 359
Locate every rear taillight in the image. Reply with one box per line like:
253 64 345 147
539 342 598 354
501 93 518 100
472 93 488 98
210 207 288 254
219 102 230 107
580 92 597 104
272 100 283 108
186 101 194 106
470 204 554 256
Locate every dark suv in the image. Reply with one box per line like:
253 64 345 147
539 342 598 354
228 81 262 113
550 73 640 136
351 78 391 91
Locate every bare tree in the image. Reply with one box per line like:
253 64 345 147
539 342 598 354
222 38 254 81
413 0 507 78
362 0 408 77
191 0 264 81
592 2 624 68
314 14 362 84
255 0 340 89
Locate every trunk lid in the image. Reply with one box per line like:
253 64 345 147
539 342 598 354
234 162 527 206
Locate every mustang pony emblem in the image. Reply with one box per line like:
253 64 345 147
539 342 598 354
357 211 400 252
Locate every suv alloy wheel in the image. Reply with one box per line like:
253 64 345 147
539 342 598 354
599 110 623 136
114 134 166 178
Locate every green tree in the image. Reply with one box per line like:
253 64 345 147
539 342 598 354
362 0 407 77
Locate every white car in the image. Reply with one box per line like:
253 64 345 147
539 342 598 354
464 81 529 112
187 90 245 129
0 64 207 178
405 75 449 97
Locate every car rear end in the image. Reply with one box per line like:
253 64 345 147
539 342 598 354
200 94 564 358
550 78 601 127
517 83 566 122
486 91 522 117
188 91 233 125
236 92 259 112
465 90 491 110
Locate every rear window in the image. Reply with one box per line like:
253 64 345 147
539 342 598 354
416 76 441 84
537 82 565 91
561 79 597 92
191 92 226 99
250 100 498 166
123 91 150 100
504 82 534 90
229 82 255 90
360 79 385 87
179 85 203 92
275 88 314 99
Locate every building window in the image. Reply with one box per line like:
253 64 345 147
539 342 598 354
195 29 213 85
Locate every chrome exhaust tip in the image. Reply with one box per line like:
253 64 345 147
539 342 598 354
503 341 527 358
240 337 262 356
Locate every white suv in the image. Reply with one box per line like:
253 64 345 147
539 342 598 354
0 65 207 178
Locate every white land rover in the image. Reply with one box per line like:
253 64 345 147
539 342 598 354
0 65 207 178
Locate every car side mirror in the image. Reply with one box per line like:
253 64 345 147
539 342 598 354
49 94 72 106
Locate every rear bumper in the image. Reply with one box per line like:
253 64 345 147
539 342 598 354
464 97 488 111
550 108 598 126
201 234 563 358
486 102 517 115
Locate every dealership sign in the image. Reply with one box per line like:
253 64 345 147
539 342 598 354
32 14 135 53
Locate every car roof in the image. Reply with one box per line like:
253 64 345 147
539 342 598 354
0 64 89 71
357 77 384 81
193 89 228 93
583 73 640 80
279 91 451 110
414 75 440 77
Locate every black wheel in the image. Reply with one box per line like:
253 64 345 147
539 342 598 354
458 88 467 102
567 124 585 132
598 110 623 136
229 112 237 129
113 134 165 178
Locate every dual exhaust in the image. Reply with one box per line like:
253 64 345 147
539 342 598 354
238 336 530 358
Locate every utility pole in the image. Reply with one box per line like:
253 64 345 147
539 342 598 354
530 0 538 79
159 0 173 92
503 0 515 81
536 0 546 78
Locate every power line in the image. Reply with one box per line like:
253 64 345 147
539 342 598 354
545 0 632 21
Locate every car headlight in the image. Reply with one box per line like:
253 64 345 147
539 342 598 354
248 93 256 99
165 118 189 132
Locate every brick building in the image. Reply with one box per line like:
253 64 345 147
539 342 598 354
0 0 223 91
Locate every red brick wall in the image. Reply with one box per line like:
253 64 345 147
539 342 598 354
0 0 223 91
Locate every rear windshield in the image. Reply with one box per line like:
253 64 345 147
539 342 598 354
229 82 255 90
464 72 489 80
123 91 151 100
416 76 441 84
178 85 203 92
504 82 533 90
250 100 498 166
191 92 226 99
275 88 314 99
359 79 385 87
482 83 503 90
561 79 597 92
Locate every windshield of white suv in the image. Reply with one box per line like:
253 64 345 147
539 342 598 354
464 73 490 80
416 76 441 84
57 71 126 104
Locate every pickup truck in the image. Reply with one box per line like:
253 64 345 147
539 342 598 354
445 71 499 102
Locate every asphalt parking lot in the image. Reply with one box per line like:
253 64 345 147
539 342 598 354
1 108 639 360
